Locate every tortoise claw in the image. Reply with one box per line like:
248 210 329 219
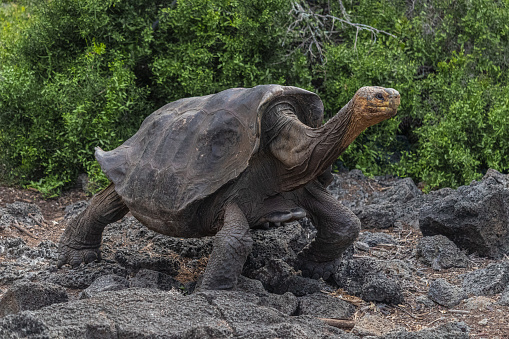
57 243 101 268
295 253 341 282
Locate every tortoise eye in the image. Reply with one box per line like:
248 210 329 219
375 93 385 101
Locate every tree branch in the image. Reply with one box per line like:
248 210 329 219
284 0 397 63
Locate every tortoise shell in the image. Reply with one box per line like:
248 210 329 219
95 85 324 221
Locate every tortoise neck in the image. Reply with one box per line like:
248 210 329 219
266 100 358 192
310 100 357 172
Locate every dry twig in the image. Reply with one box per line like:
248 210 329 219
12 220 38 239
28 213 47 227
404 230 413 242
427 316 446 327
448 309 470 314
318 318 355 329
284 0 397 62
396 305 421 319
374 243 401 249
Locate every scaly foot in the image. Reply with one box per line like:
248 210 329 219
57 242 101 268
295 250 341 281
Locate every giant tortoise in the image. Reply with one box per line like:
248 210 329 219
58 85 400 290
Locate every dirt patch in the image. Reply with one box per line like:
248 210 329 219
0 186 87 246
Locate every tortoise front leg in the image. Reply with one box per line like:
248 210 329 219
200 203 253 290
57 183 129 268
295 180 360 279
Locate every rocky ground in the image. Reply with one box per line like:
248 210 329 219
0 170 509 338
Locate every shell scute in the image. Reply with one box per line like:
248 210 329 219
95 85 323 226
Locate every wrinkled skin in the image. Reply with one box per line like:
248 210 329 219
58 86 400 290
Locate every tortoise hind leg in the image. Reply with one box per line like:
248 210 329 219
295 180 360 280
199 203 253 290
57 183 129 268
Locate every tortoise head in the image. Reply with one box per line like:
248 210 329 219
350 86 400 129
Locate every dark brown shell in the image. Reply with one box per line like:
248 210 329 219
95 85 323 220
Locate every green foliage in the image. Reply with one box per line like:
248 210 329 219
318 0 509 189
0 2 30 60
0 50 148 195
150 0 309 100
399 57 509 189
1 0 509 195
0 0 309 196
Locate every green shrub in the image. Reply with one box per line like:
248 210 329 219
0 50 148 196
151 0 310 99
318 0 509 189
400 56 509 189
0 0 309 196
1 0 509 194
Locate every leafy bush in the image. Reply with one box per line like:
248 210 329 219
318 0 509 189
400 56 509 189
1 0 509 194
151 0 310 99
0 0 309 195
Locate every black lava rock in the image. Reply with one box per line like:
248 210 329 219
416 235 469 270
250 259 330 296
379 321 469 339
333 257 404 304
297 292 355 319
428 279 467 308
499 288 509 306
0 281 68 317
358 232 397 247
0 289 355 338
129 268 180 291
462 261 509 296
80 274 129 299
47 262 128 289
419 169 509 258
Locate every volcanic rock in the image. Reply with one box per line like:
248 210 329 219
463 296 495 311
0 202 44 230
249 258 330 296
0 281 68 317
352 313 398 336
0 289 355 338
80 274 129 299
236 276 299 316
416 235 469 270
419 169 509 258
358 232 397 247
378 321 469 339
329 172 425 230
428 279 467 308
46 262 128 290
498 288 509 306
461 261 509 296
297 292 355 319
129 268 180 291
333 257 404 304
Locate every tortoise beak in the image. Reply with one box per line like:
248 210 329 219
386 88 400 116
385 88 401 118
